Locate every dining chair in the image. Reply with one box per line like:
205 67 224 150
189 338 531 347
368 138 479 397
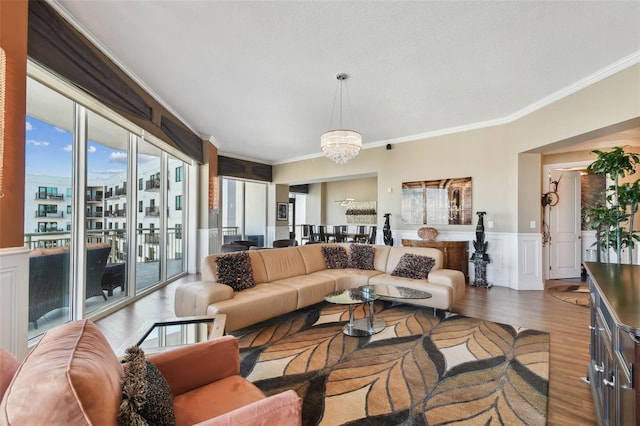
332 225 346 243
305 225 319 242
366 226 377 244
317 225 328 243
350 225 367 242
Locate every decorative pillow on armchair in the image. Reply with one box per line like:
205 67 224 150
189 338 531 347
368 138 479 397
322 246 348 269
215 251 256 291
348 244 375 270
119 346 176 426
391 253 436 279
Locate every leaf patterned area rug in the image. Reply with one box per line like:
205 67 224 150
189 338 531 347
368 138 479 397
231 301 549 426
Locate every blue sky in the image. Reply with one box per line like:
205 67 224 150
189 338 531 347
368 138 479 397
26 116 127 181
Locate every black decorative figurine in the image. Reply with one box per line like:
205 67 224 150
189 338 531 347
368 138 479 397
383 213 393 246
470 211 491 287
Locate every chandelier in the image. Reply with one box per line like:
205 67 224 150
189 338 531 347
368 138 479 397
320 73 362 164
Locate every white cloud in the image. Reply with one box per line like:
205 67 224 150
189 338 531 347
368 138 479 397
25 122 33 131
138 154 157 163
26 139 50 147
63 145 72 152
88 145 97 153
54 127 67 133
109 152 128 163
90 168 127 180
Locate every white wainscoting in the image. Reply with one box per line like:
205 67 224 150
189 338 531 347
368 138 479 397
517 233 544 290
0 247 30 360
394 230 542 290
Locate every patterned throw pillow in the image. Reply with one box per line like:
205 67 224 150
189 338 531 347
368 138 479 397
119 346 176 426
391 253 436 279
215 251 255 291
348 244 375 270
322 246 348 269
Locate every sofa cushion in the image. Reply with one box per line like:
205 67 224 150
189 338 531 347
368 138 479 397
391 253 436 279
207 283 299 332
258 247 307 282
348 244 375 270
119 346 176 426
321 245 348 269
215 252 255 291
0 320 123 426
298 243 331 273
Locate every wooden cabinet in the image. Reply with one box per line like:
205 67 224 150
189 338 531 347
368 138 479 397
401 239 469 283
584 262 639 426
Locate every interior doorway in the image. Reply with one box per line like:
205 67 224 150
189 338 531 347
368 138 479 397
542 161 604 280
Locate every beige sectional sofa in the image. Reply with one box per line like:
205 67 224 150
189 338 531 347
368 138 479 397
175 243 466 332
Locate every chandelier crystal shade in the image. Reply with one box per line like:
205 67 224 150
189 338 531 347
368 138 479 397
320 130 362 164
321 73 362 164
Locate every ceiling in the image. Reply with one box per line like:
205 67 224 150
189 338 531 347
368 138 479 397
52 1 640 164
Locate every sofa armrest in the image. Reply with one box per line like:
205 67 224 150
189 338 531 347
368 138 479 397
175 281 235 316
428 269 466 301
147 336 240 396
192 390 302 426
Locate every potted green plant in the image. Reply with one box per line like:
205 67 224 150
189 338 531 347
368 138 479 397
585 147 640 264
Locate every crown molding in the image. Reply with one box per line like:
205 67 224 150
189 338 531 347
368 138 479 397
278 51 640 164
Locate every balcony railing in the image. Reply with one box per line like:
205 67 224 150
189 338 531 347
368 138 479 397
35 211 64 218
115 188 127 196
144 233 160 244
145 179 160 191
25 228 183 264
87 195 103 202
104 209 125 217
145 206 160 217
36 193 64 201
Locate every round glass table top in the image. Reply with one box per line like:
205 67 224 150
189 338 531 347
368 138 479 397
362 285 432 300
324 288 378 304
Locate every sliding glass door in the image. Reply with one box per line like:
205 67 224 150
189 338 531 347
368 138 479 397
25 71 192 340
221 178 267 248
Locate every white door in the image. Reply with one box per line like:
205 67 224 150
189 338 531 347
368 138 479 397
549 170 582 279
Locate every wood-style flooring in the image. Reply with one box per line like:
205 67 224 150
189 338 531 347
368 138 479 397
95 277 595 425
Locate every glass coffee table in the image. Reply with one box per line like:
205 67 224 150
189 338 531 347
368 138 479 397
116 314 226 356
324 285 431 337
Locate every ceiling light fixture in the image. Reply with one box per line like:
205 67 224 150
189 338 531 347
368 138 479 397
320 73 362 164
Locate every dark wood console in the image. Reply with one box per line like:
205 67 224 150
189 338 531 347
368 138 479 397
584 262 639 426
401 239 469 283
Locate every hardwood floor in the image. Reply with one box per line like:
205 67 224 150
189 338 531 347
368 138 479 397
96 277 595 425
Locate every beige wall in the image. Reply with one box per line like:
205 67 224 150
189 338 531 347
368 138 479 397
518 153 542 233
306 183 325 225
323 176 378 225
273 64 640 236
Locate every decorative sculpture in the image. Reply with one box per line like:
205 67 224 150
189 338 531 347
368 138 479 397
383 213 393 246
470 211 491 288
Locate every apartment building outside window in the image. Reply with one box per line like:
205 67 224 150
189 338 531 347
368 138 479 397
25 67 191 340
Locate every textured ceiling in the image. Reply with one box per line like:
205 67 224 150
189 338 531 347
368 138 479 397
52 1 640 164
